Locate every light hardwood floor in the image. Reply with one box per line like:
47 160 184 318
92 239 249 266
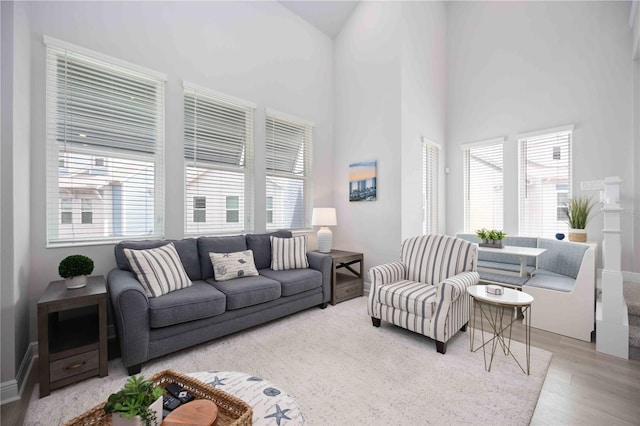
3 310 640 425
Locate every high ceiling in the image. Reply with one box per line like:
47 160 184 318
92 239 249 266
279 1 359 38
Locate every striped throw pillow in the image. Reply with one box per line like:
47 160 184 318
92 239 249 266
270 235 309 271
124 243 192 297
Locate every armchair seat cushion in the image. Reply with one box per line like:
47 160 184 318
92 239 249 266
207 276 281 310
376 280 437 318
259 268 322 296
148 281 226 328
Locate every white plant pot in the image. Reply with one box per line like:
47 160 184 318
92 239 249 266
65 275 88 289
111 396 163 426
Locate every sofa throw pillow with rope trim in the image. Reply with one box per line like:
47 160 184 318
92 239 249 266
270 235 309 271
210 250 259 282
124 242 192 297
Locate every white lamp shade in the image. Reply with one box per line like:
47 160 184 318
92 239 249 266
312 208 337 227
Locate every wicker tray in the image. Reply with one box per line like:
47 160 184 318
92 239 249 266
63 369 253 426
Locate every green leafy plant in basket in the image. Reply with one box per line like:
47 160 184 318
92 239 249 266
475 228 490 241
104 375 163 426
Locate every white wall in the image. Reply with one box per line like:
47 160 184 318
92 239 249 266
400 2 447 240
333 1 447 273
446 1 635 271
633 1 640 273
1 0 32 400
333 2 403 272
22 0 334 345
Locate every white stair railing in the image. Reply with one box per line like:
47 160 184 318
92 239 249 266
596 176 629 359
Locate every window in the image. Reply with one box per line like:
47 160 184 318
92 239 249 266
463 138 504 231
81 199 93 224
45 36 166 245
266 110 313 230
184 83 255 234
266 196 274 224
193 196 206 223
423 140 440 235
60 198 72 224
226 196 239 223
519 126 573 237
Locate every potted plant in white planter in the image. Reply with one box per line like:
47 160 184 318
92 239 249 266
104 375 163 426
565 196 595 242
58 254 94 289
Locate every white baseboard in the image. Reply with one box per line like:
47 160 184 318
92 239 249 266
623 271 640 284
0 342 37 405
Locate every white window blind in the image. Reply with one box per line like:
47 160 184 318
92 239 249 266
423 141 439 235
266 110 313 230
519 127 572 237
463 139 504 231
45 36 166 245
184 83 255 235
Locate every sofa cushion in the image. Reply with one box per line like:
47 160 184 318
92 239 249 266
259 268 322 296
376 280 437 319
210 250 259 281
271 235 309 270
198 235 248 280
246 230 292 270
115 238 201 281
532 268 568 279
207 276 281 310
524 274 575 292
124 243 192 297
148 281 226 328
537 238 588 279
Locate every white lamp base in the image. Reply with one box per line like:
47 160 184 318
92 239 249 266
317 227 333 253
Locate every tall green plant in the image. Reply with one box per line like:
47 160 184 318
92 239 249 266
564 196 595 230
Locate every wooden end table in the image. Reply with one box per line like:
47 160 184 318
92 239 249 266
322 250 364 305
38 275 108 397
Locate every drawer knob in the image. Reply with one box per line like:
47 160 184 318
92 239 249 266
64 361 86 371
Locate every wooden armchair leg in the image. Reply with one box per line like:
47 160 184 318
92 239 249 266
371 317 381 327
436 341 447 354
460 322 468 332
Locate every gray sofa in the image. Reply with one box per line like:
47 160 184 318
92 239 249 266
107 231 332 375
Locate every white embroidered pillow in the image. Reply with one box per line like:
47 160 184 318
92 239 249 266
210 250 259 282
270 235 309 271
124 243 192 297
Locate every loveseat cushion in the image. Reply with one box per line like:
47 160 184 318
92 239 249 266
207 276 281 310
375 280 437 319
246 230 293 270
148 281 226 328
198 235 248 280
524 274 575 292
115 238 201 281
537 238 588 279
259 268 322 296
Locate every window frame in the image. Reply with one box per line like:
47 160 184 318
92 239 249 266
422 139 440 235
44 35 166 247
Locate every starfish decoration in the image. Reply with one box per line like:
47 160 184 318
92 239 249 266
264 404 292 426
208 376 227 388
223 253 230 258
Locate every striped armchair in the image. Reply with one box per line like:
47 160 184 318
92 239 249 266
368 235 479 354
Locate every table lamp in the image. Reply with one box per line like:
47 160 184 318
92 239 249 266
312 208 337 253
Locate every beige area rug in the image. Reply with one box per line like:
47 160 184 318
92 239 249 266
26 297 552 425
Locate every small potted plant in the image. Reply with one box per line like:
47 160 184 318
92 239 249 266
58 254 94 289
564 196 595 242
475 228 490 243
104 375 163 426
476 229 506 248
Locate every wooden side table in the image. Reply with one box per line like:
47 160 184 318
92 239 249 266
38 275 108 397
325 250 364 305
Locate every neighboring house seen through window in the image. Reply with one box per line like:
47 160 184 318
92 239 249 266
193 196 206 223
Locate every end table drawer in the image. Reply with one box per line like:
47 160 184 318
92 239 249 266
50 350 99 383
336 281 362 301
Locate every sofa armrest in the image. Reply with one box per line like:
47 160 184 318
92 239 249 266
368 262 407 286
107 268 151 369
435 271 480 304
307 251 332 304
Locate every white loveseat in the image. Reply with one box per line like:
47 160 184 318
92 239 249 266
367 235 479 354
